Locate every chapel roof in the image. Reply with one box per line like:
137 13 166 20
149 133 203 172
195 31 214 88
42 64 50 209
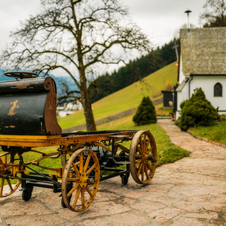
180 27 226 76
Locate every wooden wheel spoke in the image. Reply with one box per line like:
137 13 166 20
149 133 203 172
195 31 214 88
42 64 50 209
0 178 5 196
146 147 151 155
80 152 84 173
141 164 144 182
85 185 93 198
147 162 153 171
87 163 97 175
0 158 3 164
67 178 79 182
144 164 149 179
135 159 142 168
81 188 85 209
6 179 13 191
84 154 91 172
143 134 147 150
147 146 154 154
135 154 142 158
67 182 79 198
137 145 143 154
72 162 80 176
72 186 81 209
137 162 143 176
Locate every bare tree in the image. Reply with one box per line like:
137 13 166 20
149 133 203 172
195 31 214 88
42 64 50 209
0 0 150 131
57 79 80 107
200 0 226 27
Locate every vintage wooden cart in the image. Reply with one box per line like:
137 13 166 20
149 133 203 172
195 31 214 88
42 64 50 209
0 71 157 212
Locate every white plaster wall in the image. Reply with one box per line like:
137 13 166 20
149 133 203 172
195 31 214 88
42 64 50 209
176 76 226 119
176 91 182 118
179 56 186 83
190 76 226 111
177 82 189 110
176 56 189 119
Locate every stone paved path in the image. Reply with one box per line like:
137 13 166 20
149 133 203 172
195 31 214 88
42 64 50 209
0 119 226 226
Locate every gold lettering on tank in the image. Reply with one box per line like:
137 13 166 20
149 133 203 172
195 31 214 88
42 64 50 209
8 100 19 116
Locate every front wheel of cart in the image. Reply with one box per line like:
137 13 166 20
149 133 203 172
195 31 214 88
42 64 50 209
62 148 100 212
22 190 31 201
22 184 33 201
129 130 157 184
121 174 129 185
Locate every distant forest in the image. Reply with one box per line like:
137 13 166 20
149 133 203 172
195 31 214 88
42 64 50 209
88 38 178 104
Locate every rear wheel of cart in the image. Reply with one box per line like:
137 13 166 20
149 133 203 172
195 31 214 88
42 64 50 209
129 130 157 184
62 148 100 212
0 152 21 197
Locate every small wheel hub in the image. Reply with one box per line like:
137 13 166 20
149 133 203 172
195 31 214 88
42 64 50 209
79 172 88 188
141 154 148 161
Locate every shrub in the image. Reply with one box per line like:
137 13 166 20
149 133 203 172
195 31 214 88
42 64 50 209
221 114 226 120
180 88 216 131
133 96 157 125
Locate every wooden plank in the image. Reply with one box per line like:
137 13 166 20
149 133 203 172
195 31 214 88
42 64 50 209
0 131 136 148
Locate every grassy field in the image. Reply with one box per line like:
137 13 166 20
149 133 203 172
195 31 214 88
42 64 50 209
58 62 177 129
188 120 226 146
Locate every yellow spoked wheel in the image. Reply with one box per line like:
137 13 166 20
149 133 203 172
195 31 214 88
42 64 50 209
0 152 21 197
62 148 100 212
129 130 157 184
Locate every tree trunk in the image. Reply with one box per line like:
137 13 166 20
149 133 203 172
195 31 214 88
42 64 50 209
79 70 96 131
82 90 96 131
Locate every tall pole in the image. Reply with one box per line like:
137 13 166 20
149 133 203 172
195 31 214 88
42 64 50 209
185 10 192 32
172 43 179 60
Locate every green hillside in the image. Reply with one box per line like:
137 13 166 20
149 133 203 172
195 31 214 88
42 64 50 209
58 62 178 129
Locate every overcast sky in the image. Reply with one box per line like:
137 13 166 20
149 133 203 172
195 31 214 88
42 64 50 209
123 0 207 47
0 0 207 75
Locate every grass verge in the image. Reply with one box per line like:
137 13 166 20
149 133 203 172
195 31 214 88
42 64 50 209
188 120 226 146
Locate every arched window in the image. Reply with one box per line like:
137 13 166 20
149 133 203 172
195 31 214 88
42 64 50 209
214 83 222 97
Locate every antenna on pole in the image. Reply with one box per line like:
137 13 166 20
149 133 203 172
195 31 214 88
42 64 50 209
185 10 192 32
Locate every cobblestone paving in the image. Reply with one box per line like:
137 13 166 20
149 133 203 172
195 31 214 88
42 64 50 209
0 119 226 226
